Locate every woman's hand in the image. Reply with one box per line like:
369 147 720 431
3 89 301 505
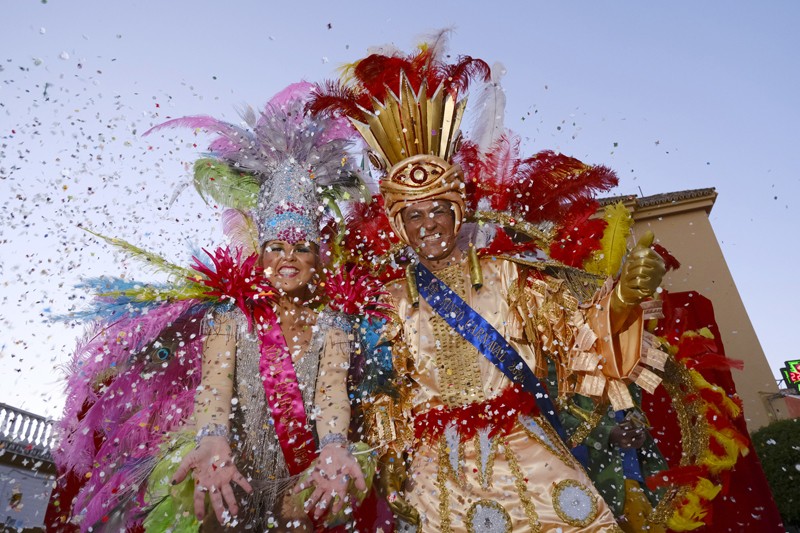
171 435 252 524
293 443 367 519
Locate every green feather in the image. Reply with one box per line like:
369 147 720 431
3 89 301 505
143 434 199 533
193 158 259 210
95 281 210 303
84 229 194 281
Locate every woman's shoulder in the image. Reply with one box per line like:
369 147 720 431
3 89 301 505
203 305 248 337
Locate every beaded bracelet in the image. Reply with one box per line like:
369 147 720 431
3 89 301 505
320 432 347 449
194 422 230 445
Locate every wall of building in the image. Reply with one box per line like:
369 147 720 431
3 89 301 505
598 190 788 432
0 464 52 531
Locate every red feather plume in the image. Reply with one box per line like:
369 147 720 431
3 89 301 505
480 229 540 257
462 134 617 229
453 139 483 209
344 195 398 259
646 465 706 491
323 266 391 320
309 48 491 121
549 200 607 267
353 55 420 103
479 133 521 211
516 151 618 224
437 55 491 96
307 79 369 121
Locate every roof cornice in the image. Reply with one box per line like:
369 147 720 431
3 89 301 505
596 187 717 220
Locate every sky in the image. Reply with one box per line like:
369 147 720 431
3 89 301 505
1 0 799 418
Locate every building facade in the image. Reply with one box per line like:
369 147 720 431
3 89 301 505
597 188 790 432
0 404 56 532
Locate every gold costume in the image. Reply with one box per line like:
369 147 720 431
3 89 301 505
379 257 642 533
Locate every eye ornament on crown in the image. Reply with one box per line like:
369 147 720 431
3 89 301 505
409 165 428 184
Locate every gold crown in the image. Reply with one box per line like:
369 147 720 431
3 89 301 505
350 73 468 170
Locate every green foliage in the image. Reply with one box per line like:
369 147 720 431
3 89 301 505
751 418 800 525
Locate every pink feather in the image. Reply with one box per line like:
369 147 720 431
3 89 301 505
142 115 231 137
221 209 258 256
54 300 206 531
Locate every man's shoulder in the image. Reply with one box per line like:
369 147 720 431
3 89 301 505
382 276 408 301
478 254 516 272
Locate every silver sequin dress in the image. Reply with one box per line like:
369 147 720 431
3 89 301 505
222 308 351 530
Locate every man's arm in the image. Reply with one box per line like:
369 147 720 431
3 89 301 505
610 231 666 334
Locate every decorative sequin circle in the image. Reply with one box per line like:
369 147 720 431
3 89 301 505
551 479 598 527
466 499 512 533
409 165 428 184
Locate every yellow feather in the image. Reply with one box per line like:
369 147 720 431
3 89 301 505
693 478 722 501
667 491 709 531
701 422 741 473
583 202 634 276
698 327 714 339
691 370 742 418
222 209 259 257
335 60 362 85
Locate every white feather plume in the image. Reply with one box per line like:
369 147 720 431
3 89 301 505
457 222 497 250
468 61 507 154
413 26 457 61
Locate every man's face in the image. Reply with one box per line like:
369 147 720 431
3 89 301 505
401 200 459 261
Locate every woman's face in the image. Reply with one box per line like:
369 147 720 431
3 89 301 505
259 240 319 297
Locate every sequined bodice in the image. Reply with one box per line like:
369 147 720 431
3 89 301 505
226 309 323 522
429 263 486 407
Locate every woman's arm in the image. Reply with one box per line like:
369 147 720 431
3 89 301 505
194 313 237 430
313 327 352 439
296 326 366 519
171 312 251 524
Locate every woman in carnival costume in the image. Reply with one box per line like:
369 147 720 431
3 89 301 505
52 83 388 532
309 32 747 533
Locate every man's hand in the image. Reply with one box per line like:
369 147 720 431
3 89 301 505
610 231 666 333
609 423 647 450
617 231 666 305
378 450 420 526
293 443 367 520
171 436 252 524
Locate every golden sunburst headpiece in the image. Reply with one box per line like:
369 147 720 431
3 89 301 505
308 38 491 244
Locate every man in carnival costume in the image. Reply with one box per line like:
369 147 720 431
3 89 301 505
309 34 670 533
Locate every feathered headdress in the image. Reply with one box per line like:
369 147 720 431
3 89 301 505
145 82 368 250
308 31 491 245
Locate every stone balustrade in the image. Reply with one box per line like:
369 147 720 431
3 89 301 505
0 403 56 462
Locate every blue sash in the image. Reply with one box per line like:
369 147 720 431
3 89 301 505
415 262 568 445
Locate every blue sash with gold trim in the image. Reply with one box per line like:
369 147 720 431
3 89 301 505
415 262 568 444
